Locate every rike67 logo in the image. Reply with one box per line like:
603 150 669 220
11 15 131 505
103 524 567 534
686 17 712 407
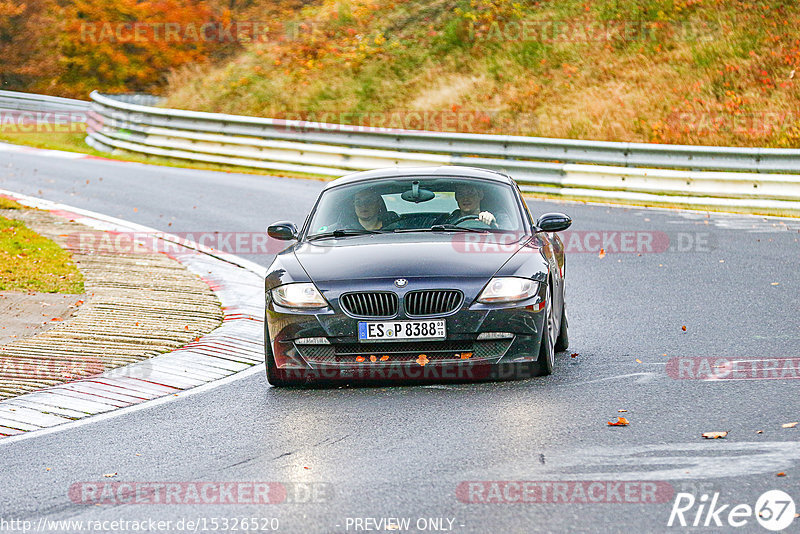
668 490 796 531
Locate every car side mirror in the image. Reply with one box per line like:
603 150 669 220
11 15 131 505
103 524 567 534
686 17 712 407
267 221 298 241
535 213 572 233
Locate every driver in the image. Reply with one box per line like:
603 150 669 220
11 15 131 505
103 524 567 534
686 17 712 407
353 189 387 230
443 183 498 227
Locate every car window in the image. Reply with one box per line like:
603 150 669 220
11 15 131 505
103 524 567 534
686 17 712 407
306 177 525 236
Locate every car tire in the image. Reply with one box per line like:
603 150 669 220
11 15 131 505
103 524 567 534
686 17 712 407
554 302 569 352
532 282 556 377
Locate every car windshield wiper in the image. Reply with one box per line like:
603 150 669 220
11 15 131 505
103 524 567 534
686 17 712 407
307 229 384 240
389 225 490 234
429 224 490 233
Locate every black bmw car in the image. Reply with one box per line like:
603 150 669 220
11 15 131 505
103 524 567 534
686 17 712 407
264 166 572 386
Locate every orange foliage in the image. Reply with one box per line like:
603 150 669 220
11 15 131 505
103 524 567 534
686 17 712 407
56 0 223 95
2 0 312 96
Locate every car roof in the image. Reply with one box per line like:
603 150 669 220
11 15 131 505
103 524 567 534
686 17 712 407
323 166 516 190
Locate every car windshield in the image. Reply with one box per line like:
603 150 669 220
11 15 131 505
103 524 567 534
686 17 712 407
306 177 526 238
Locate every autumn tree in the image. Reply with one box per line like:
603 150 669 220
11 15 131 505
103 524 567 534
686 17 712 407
0 0 61 92
1 0 315 96
56 0 225 95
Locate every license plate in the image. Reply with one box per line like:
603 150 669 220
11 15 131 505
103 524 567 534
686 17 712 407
358 320 446 341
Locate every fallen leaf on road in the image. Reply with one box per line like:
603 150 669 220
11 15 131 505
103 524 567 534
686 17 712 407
776 472 786 477
756 430 764 434
701 431 728 439
303 466 310 470
618 409 627 413
103 473 117 478
571 353 579 358
782 422 798 428
681 325 687 331
598 248 606 259
608 417 629 426
635 359 642 363
771 282 779 286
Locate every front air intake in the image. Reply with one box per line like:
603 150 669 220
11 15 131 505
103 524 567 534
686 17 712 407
404 290 463 317
340 292 398 318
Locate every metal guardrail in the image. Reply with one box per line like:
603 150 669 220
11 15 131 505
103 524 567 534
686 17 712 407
0 90 90 114
87 91 800 173
85 91 800 214
3 90 799 214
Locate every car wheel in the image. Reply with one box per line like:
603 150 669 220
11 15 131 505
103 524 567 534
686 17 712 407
555 302 569 352
532 282 556 376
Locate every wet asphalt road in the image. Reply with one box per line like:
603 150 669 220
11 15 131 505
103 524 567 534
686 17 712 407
0 147 799 533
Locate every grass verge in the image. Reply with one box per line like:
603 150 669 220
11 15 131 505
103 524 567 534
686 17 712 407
0 198 85 293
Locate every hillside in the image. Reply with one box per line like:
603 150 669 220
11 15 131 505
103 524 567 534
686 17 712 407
162 0 800 148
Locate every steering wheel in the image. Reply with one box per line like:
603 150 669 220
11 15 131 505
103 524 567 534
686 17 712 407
451 214 493 228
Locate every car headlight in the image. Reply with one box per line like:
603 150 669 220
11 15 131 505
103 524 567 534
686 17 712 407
477 277 539 304
272 283 328 309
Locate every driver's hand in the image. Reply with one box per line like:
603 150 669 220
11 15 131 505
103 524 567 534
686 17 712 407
478 211 496 226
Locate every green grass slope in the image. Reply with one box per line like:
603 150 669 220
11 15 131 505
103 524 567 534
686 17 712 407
161 0 799 147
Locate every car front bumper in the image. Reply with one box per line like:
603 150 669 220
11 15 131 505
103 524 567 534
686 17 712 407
265 294 547 381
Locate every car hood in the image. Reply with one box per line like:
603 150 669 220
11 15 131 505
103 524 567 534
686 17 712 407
293 233 526 283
